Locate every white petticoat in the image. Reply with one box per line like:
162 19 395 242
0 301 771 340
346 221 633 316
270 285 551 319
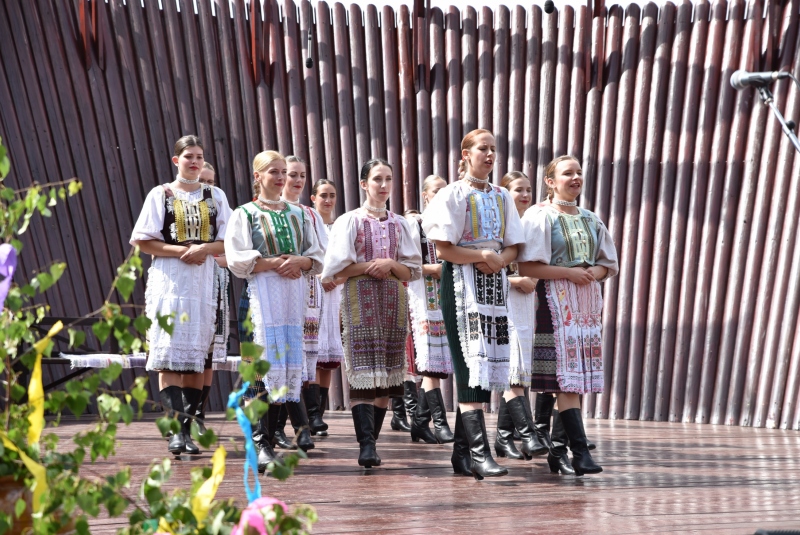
145 256 216 373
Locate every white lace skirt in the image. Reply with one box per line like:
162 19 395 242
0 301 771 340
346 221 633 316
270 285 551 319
248 270 307 403
507 288 535 387
145 256 216 373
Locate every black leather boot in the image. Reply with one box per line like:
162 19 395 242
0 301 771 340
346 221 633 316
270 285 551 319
507 396 546 459
425 388 454 443
451 408 472 476
317 386 330 436
548 409 575 475
194 385 211 435
523 397 548 455
533 393 555 450
390 397 411 432
160 386 185 455
373 406 388 441
560 408 602 476
402 380 419 420
410 388 437 444
271 404 296 450
286 399 315 452
351 404 380 468
461 409 508 480
304 384 328 435
494 398 523 459
254 404 279 474
181 387 203 454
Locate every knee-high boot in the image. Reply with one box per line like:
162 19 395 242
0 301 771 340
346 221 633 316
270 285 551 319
494 398 523 459
351 404 380 468
450 408 473 476
390 397 411 432
194 385 211 435
159 386 185 455
506 396 546 458
461 409 508 480
254 404 280 474
181 387 203 454
271 404 297 450
410 387 437 444
286 399 315 452
533 393 556 450
559 408 602 476
424 388 454 443
547 409 575 475
304 384 328 436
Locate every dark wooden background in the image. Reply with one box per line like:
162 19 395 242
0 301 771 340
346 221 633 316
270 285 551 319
2 0 800 430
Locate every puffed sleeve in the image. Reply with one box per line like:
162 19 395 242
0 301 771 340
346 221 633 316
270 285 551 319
396 216 423 281
501 189 525 248
516 207 553 264
301 210 325 275
212 187 233 241
405 214 424 260
224 207 262 279
421 182 466 245
320 212 359 281
308 207 329 250
594 216 619 280
130 186 166 244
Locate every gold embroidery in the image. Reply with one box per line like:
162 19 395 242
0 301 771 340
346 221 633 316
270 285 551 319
174 198 187 243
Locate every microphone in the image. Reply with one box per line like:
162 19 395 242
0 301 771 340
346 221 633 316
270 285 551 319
305 30 314 69
730 69 790 90
544 0 555 14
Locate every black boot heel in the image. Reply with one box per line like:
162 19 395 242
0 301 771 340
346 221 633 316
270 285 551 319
462 409 508 480
560 408 602 476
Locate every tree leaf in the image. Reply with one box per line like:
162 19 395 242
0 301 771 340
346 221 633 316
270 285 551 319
133 315 152 336
242 399 269 424
156 313 174 335
68 328 86 349
98 362 123 385
92 321 112 344
14 499 25 519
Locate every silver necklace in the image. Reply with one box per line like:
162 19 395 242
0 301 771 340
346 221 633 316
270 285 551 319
176 176 199 185
552 199 577 207
363 202 387 213
465 174 489 185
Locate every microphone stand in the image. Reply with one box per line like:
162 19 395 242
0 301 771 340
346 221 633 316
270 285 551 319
758 86 800 154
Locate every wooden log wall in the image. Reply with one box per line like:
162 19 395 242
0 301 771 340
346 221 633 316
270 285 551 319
1 0 800 429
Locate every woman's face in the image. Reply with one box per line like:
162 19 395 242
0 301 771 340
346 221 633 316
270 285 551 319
421 178 447 206
254 159 288 199
462 133 496 179
198 168 215 186
547 159 583 201
360 164 392 206
283 161 307 201
507 177 532 214
311 184 337 216
173 146 204 180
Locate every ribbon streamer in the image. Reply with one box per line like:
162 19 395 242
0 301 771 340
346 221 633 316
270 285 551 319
29 321 63 445
0 243 17 308
191 445 227 524
227 382 261 503
0 433 48 512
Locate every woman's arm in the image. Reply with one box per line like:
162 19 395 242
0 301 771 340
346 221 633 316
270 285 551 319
519 261 595 285
336 262 373 280
422 263 442 279
135 240 187 258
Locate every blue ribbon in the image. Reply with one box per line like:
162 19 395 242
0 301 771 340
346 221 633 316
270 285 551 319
227 382 261 504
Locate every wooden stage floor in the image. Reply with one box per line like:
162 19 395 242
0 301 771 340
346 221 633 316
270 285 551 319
52 412 800 534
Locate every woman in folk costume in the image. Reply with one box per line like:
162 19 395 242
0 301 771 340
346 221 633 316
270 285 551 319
518 155 618 476
321 159 422 468
422 129 524 480
260 155 329 451
131 135 232 456
402 175 454 444
493 171 548 461
309 179 345 431
225 150 324 474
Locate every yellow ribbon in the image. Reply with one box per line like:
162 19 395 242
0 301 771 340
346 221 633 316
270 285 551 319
28 321 63 445
0 433 48 512
191 445 227 524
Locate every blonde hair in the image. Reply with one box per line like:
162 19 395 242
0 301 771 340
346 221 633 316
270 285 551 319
458 129 493 179
202 162 215 172
543 155 581 201
252 150 285 197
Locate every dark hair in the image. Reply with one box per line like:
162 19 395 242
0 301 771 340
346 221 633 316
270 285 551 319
311 179 336 196
500 170 528 190
173 135 203 157
359 158 392 183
